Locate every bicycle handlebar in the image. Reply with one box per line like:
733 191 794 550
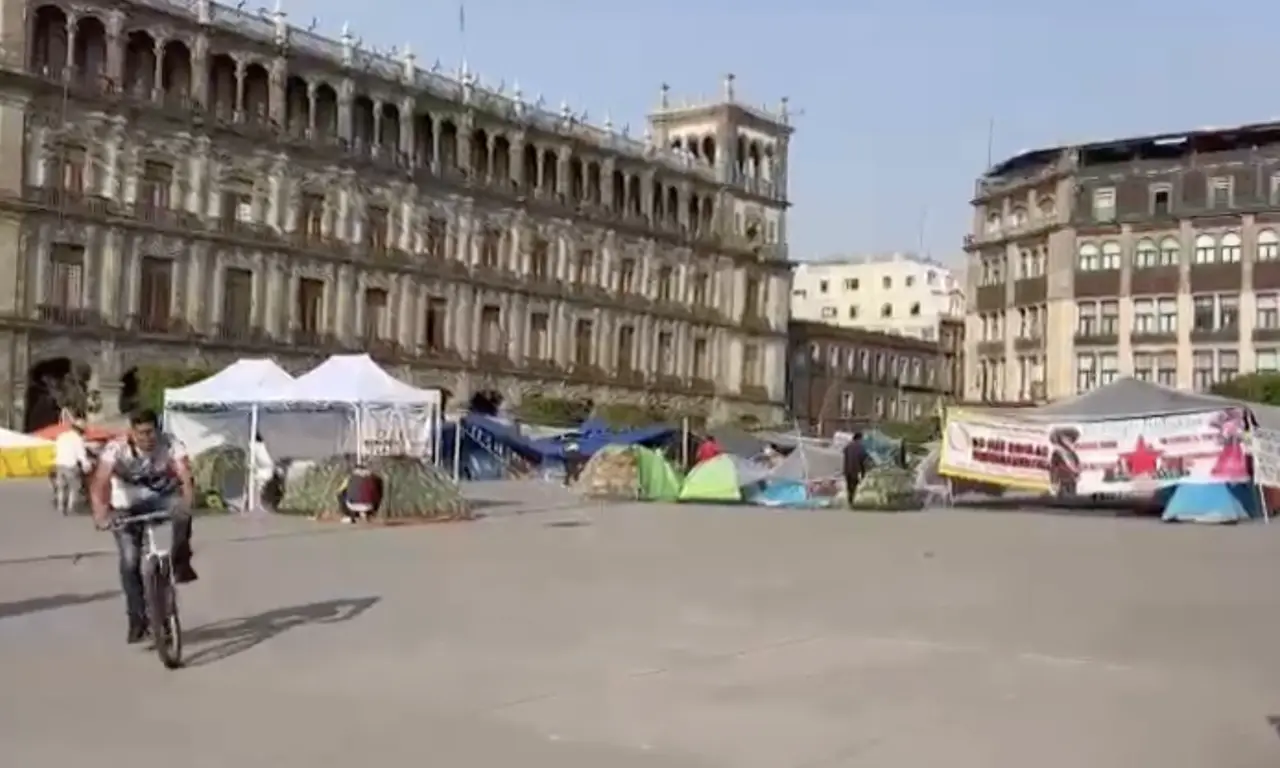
105 510 173 530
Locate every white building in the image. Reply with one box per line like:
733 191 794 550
791 254 963 340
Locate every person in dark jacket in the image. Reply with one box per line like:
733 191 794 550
338 463 384 523
842 432 871 507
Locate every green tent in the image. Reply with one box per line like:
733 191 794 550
575 444 682 501
679 453 764 502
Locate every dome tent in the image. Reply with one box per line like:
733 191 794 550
574 444 682 501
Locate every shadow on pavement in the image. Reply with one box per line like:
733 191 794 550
0 590 119 621
182 596 380 667
1267 716 1280 739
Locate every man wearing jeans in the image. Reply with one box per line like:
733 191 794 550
89 409 198 644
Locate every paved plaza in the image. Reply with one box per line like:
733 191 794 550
1 479 1279 767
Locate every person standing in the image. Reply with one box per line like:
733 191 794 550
52 417 90 516
842 432 871 508
249 432 275 513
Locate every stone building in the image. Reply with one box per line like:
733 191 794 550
786 320 950 436
0 0 793 430
966 121 1280 402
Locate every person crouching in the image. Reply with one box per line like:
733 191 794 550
337 463 384 523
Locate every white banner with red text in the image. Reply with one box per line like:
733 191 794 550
939 408 1250 495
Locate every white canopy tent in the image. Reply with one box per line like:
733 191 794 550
163 358 296 509
257 354 443 462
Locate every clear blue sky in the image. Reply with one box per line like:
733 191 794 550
285 0 1280 267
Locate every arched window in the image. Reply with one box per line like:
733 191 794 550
1077 243 1100 271
880 303 893 318
1194 233 1217 264
1009 207 1028 227
1220 232 1242 263
1259 229 1279 262
985 212 1001 234
1101 241 1122 270
1135 238 1158 268
1159 236 1181 266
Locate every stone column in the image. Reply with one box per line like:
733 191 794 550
399 97 415 162
233 59 246 121
151 37 165 100
105 10 125 85
337 79 354 143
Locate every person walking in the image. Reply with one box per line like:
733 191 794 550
52 418 90 516
842 432 871 508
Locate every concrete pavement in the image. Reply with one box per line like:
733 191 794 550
0 481 1279 766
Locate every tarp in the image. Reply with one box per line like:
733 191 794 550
262 354 440 407
533 423 679 460
0 428 54 479
679 454 769 502
706 426 766 458
164 359 294 408
1160 482 1256 524
771 442 843 483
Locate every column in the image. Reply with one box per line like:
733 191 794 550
399 97 415 161
269 58 287 125
430 117 442 173
63 15 77 78
556 146 570 197
191 33 209 106
371 100 383 155
151 37 164 100
511 136 526 188
106 10 125 85
337 79 353 142
233 59 246 121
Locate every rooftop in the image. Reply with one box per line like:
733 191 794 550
794 253 953 271
789 319 942 354
987 118 1280 179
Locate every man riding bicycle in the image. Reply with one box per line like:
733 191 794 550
89 409 199 644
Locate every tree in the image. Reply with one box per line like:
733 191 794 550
132 365 214 415
1211 373 1280 406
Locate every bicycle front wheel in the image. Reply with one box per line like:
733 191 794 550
145 562 183 669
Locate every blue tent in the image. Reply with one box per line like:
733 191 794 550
1160 482 1257 524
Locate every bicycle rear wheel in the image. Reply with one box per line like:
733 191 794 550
145 561 183 669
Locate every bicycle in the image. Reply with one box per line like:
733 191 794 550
105 509 184 669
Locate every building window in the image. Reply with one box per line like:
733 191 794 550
905 276 916 287
1193 350 1214 391
1156 351 1177 387
1135 238 1159 268
1101 241 1121 270
1100 300 1119 335
1075 353 1097 393
845 305 858 319
1091 187 1115 221
1192 295 1215 331
1159 237 1180 266
1209 176 1233 208
1077 243 1100 271
1219 294 1239 330
1220 232 1242 263
1258 349 1279 373
1258 293 1279 329
1157 298 1177 333
985 213 1000 234
820 306 837 319
909 302 921 316
1193 234 1217 264
1076 301 1097 336
839 391 855 417
1150 185 1172 216
1217 350 1239 382
1259 230 1280 262
1133 352 1154 382
882 276 892 289
818 279 828 293
1099 353 1119 385
1133 298 1155 333
927 270 937 285
880 303 892 318
1009 207 1028 228
843 278 859 290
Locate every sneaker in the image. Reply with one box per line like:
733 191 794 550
126 618 148 644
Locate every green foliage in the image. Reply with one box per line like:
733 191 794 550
876 418 940 446
134 365 213 414
1211 373 1280 406
592 402 667 429
516 394 593 427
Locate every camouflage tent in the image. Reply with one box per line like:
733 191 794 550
849 465 923 511
279 454 473 521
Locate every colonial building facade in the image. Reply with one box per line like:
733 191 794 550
787 320 951 436
0 0 793 430
966 122 1280 403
